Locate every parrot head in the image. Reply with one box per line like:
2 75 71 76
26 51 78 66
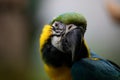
50 12 90 62
40 12 90 67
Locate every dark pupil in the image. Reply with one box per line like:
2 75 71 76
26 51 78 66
55 23 58 27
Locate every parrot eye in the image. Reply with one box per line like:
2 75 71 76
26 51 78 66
55 23 58 27
52 21 66 36
52 21 65 30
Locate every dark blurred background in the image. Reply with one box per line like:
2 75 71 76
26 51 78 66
0 0 41 80
0 0 120 80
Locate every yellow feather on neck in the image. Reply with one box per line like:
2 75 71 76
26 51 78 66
44 64 72 80
39 25 52 53
83 39 91 57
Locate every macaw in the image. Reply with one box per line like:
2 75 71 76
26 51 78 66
39 12 120 80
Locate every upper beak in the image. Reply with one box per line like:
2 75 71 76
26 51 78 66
62 27 83 62
70 29 83 62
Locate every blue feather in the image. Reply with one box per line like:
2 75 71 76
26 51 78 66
71 51 120 80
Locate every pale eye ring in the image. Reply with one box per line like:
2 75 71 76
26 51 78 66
52 21 66 36
52 21 65 30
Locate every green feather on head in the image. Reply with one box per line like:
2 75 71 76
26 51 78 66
50 12 87 30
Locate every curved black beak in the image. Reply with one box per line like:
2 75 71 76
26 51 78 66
61 28 84 62
70 29 83 61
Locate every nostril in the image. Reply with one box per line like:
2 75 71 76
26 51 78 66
68 25 72 30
